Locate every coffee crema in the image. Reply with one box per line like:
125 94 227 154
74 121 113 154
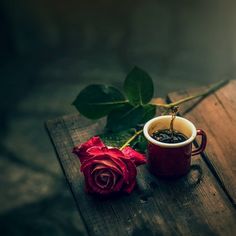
151 129 188 144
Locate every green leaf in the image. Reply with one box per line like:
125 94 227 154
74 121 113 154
72 85 127 119
141 104 156 123
106 104 144 132
124 66 154 106
106 104 156 132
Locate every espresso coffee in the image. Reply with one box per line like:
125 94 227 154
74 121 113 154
151 129 187 144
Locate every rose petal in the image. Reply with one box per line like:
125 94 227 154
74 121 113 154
86 147 130 182
82 156 125 195
72 136 105 164
81 156 126 191
81 157 123 176
91 164 108 174
82 165 96 193
83 166 122 195
122 147 147 166
87 146 124 159
93 169 119 191
121 158 137 193
81 154 129 183
108 170 117 189
123 181 136 194
111 173 124 192
74 139 142 195
94 169 110 189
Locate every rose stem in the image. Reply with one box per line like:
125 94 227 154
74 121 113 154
150 80 228 109
119 129 143 150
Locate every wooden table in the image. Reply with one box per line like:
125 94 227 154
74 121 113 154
46 80 236 236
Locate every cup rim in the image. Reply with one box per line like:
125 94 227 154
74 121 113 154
143 115 197 148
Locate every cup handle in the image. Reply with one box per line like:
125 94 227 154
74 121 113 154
191 129 207 156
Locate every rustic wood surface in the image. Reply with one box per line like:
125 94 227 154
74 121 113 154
46 83 236 236
168 80 236 206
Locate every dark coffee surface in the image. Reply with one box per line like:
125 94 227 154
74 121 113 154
151 129 188 144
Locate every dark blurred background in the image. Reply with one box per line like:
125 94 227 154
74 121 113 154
0 0 235 235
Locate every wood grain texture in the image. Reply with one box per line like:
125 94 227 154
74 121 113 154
168 80 236 206
46 97 236 236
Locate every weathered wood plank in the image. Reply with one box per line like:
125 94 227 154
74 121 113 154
168 80 236 205
46 100 236 236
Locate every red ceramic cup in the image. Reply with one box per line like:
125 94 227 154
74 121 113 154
143 115 207 178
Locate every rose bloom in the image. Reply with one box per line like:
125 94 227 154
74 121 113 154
73 136 146 195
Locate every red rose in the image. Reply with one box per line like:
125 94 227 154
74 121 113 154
73 136 146 195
